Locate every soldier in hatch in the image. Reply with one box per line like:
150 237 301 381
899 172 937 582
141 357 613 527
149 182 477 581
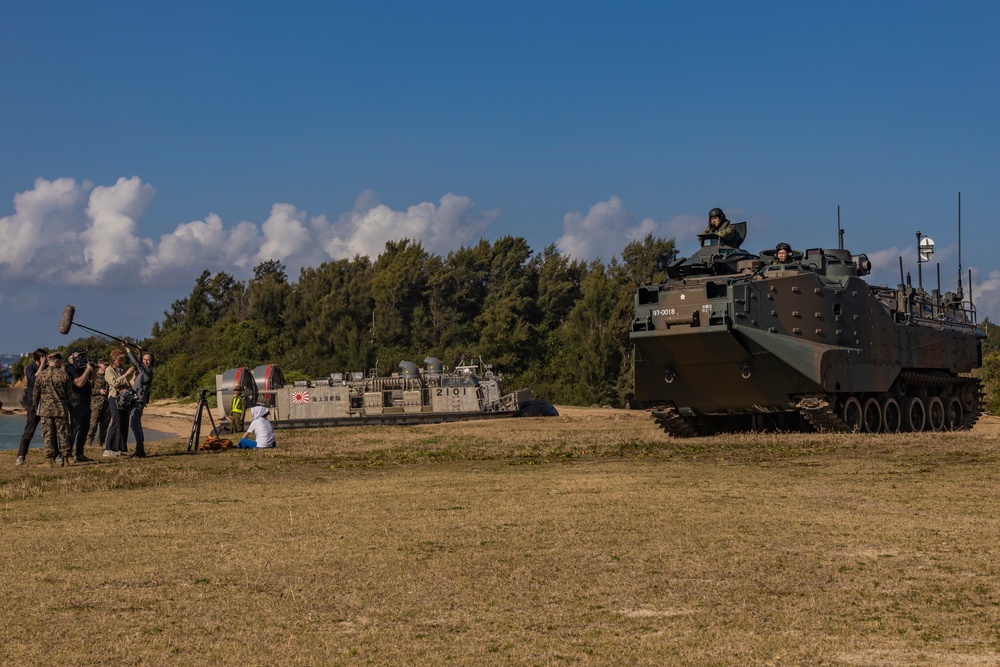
32 350 73 466
703 207 741 247
774 242 792 264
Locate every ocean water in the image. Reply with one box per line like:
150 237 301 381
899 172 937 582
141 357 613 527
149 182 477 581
0 413 183 452
1 413 27 451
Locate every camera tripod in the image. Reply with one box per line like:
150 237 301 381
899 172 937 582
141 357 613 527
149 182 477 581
187 389 220 452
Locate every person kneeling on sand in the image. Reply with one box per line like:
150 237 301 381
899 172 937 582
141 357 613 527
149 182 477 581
238 406 276 449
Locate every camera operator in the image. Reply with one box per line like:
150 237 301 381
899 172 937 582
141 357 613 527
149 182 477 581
65 349 95 463
124 341 154 459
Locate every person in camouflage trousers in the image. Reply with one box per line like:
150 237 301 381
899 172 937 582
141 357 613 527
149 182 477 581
87 359 110 447
32 350 73 466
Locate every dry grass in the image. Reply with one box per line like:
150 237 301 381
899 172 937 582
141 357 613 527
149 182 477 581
2 407 1000 666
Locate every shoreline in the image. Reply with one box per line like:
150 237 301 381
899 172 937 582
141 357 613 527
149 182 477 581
1 398 198 445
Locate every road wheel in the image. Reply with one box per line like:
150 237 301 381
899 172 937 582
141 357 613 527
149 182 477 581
902 397 926 432
861 397 882 433
925 396 945 431
943 396 964 430
882 397 901 434
841 397 862 432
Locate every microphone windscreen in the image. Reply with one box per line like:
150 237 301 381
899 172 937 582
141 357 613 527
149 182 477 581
59 305 75 335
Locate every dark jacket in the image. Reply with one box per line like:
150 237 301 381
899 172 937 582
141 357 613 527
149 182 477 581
22 362 39 410
126 349 153 406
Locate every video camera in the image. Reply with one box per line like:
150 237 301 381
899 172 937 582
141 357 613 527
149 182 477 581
72 350 98 370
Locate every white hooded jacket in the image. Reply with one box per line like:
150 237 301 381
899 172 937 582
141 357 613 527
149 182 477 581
245 405 275 448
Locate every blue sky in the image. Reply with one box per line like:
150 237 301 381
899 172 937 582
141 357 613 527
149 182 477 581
1 1 998 354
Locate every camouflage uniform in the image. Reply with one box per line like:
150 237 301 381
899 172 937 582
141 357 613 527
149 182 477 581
32 365 72 461
702 220 741 247
87 371 110 446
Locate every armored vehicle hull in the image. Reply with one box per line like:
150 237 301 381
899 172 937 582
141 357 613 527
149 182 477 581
631 240 984 436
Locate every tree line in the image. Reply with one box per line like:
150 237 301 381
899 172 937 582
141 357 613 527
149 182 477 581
144 235 677 406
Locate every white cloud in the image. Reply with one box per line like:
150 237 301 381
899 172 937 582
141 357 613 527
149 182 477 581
258 203 313 262
323 190 500 259
556 196 704 261
0 176 157 286
77 176 154 283
970 268 1000 324
144 213 245 280
0 177 88 275
0 177 503 288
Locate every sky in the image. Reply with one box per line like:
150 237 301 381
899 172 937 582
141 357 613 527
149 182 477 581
1 1 999 354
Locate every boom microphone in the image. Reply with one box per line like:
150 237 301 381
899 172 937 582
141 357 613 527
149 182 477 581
58 304 132 346
59 305 75 335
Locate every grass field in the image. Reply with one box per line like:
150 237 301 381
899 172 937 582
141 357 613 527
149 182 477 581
2 407 1000 666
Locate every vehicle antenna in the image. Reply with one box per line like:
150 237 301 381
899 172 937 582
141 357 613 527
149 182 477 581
837 205 844 250
969 268 974 310
957 192 963 298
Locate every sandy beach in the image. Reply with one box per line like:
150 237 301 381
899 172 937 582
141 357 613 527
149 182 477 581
134 398 203 440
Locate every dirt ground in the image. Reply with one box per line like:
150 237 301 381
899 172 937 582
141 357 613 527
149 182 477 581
3 403 1000 665
136 401 681 440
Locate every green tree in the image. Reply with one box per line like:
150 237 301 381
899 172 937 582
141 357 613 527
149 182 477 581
534 243 586 332
371 240 433 365
284 256 375 374
619 233 676 285
550 262 621 405
476 237 539 374
425 240 492 362
245 260 292 336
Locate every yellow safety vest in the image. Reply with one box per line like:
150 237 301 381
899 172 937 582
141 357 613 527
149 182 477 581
231 395 245 415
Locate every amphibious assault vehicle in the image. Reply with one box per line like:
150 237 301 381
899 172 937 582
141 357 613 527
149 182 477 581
216 357 554 430
630 222 984 436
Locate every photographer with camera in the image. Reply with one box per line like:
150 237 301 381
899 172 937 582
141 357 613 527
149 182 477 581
124 340 153 458
65 349 95 463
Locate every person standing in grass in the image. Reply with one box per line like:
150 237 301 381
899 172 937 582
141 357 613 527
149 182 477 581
15 348 47 466
64 349 95 463
103 350 136 457
32 351 73 466
230 385 246 434
87 359 110 447
125 343 153 459
238 406 275 449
